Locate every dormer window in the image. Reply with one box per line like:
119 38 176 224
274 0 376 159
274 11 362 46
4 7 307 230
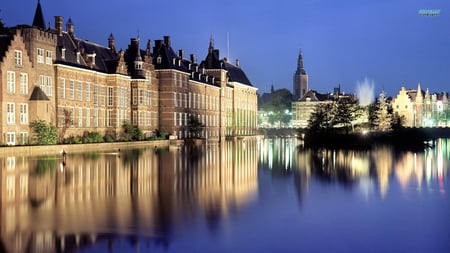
61 47 66 60
135 61 143 70
87 52 96 66
157 56 162 64
76 52 80 63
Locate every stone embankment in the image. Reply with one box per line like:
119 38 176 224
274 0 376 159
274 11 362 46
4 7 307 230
0 140 169 157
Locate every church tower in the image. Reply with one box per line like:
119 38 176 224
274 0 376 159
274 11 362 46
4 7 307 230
293 49 308 100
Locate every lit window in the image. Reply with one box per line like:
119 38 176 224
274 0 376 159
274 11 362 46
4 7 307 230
60 78 66 99
20 73 28 94
7 71 15 93
78 107 83 127
19 132 28 145
7 103 15 124
76 52 80 63
85 83 90 101
37 48 44 63
78 81 83 101
108 86 113 106
45 50 52 65
19 104 28 125
6 133 15 145
14 50 22 66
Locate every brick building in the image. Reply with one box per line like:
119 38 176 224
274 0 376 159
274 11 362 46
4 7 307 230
0 1 258 145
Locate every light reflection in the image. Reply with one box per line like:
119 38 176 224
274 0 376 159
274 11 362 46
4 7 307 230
0 140 258 253
289 139 449 202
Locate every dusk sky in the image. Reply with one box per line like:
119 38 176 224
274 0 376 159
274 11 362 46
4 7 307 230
2 0 449 98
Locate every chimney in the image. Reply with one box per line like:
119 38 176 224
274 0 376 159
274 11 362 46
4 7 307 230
179 49 184 59
163 36 171 47
190 54 196 63
66 18 74 38
54 16 63 36
235 59 240 67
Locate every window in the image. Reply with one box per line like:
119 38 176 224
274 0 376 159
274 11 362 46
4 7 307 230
78 81 83 101
7 103 15 124
60 78 66 99
108 86 113 106
93 109 98 127
45 50 52 65
7 71 15 93
139 89 145 105
20 73 28 94
93 84 98 105
76 52 80 63
174 112 177 126
6 132 15 145
174 92 177 107
19 132 28 145
132 111 138 125
37 48 44 63
70 107 75 127
132 88 138 105
86 108 90 127
85 83 90 101
107 110 113 127
101 86 106 106
19 104 28 125
78 107 83 127
69 80 75 100
39 75 52 96
61 47 66 60
14 50 22 66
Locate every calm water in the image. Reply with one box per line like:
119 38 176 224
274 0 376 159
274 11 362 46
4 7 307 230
1 138 449 253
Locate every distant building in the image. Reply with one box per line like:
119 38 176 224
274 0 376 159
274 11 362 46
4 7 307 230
291 86 356 128
293 50 308 100
0 1 258 145
391 83 449 127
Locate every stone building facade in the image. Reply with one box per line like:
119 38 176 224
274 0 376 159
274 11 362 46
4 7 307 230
391 83 449 127
0 1 258 145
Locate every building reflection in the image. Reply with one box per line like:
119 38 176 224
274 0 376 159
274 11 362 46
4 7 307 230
259 138 449 206
0 139 258 253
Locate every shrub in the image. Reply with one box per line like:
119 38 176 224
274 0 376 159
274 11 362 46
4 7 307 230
30 119 58 145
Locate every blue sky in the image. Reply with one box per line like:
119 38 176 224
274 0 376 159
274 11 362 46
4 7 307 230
2 0 449 98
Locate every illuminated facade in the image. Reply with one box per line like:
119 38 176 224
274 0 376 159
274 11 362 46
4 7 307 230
0 1 258 145
391 83 449 127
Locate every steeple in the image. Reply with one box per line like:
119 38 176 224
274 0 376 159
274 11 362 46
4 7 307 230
108 33 116 53
208 35 214 54
296 49 306 75
32 0 46 29
134 38 143 70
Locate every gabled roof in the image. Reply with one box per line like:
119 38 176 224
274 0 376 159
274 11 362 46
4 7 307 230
299 90 333 102
152 37 189 72
54 32 118 74
199 40 253 87
32 0 46 30
29 86 50 101
222 61 253 86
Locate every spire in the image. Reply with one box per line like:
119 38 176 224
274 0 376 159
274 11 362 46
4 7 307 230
32 0 46 29
295 49 306 75
209 35 214 53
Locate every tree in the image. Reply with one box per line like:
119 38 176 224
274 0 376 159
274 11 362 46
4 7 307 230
307 103 333 132
188 114 204 137
121 121 144 141
30 119 58 145
332 97 356 133
373 91 392 132
59 108 73 143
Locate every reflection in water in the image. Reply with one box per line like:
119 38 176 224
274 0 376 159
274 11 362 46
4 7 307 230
259 138 449 204
0 140 258 253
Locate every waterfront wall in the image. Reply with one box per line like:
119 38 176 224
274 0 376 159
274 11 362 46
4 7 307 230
0 140 169 157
